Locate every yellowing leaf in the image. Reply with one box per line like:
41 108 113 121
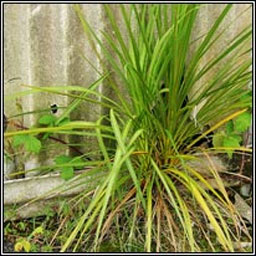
23 240 31 252
32 226 44 236
14 242 23 252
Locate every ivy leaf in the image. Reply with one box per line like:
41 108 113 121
61 167 74 181
38 114 59 140
70 157 86 170
39 114 57 125
230 134 242 143
13 135 41 154
223 136 241 159
55 155 73 164
24 136 42 154
226 120 234 135
13 135 27 147
55 155 75 181
234 112 251 132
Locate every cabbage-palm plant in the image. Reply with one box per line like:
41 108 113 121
4 3 252 252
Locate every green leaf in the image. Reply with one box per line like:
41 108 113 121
223 136 241 159
18 222 26 231
38 114 60 140
55 155 85 169
70 157 86 170
61 167 74 181
39 114 57 125
55 155 76 180
55 155 73 164
24 136 42 154
13 135 27 147
229 134 242 143
226 121 233 135
234 112 251 132
13 135 41 154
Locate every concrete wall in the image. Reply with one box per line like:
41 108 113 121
3 4 252 179
4 4 105 177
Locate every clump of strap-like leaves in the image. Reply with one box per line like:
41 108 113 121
5 4 252 252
